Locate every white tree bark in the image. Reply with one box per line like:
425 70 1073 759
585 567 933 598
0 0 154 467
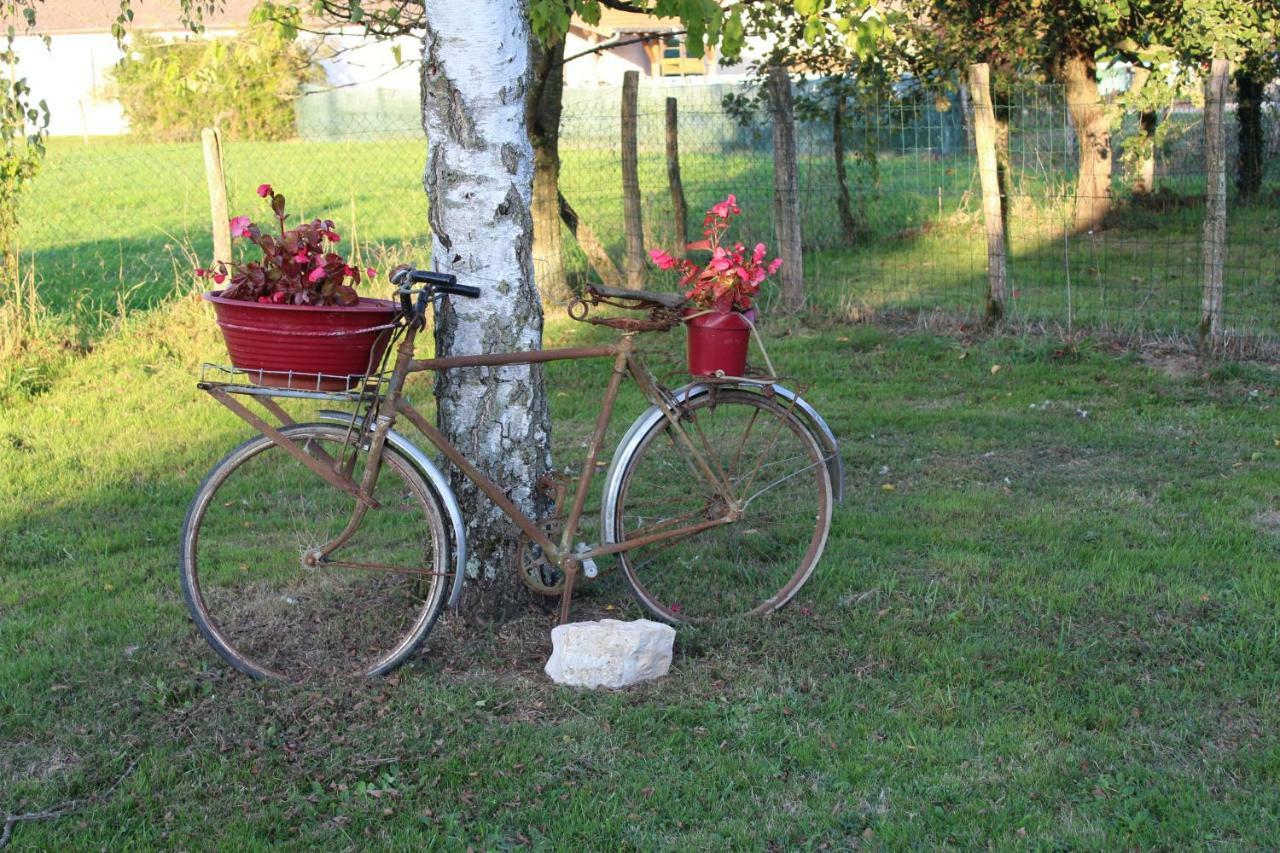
421 1 550 614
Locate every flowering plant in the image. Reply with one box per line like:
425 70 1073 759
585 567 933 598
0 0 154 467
197 184 375 306
648 194 782 313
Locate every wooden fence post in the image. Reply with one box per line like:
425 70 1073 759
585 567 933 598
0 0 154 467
966 63 1008 326
620 70 645 289
1199 58 1230 351
665 97 688 259
766 65 804 313
201 127 231 267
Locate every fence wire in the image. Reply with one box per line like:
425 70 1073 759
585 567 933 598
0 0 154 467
16 76 1280 346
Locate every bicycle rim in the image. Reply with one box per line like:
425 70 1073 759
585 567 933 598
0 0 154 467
614 391 832 622
180 424 450 680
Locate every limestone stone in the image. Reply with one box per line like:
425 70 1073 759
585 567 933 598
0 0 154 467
544 619 675 689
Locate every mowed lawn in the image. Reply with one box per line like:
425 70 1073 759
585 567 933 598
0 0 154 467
20 135 1280 343
2 295 1278 847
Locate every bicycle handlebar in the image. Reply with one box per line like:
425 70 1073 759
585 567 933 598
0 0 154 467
391 265 481 326
390 266 482 299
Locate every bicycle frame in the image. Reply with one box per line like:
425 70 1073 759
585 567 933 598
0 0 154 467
206 315 757 623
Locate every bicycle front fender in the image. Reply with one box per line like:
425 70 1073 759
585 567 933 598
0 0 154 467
317 410 467 609
599 382 844 546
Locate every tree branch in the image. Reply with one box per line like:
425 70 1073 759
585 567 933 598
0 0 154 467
560 30 683 66
0 756 141 850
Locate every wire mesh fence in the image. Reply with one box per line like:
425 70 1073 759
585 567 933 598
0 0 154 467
16 74 1280 347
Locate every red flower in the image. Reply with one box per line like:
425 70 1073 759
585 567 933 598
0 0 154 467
256 183 273 198
212 272 227 284
710 194 739 219
307 266 327 283
648 248 678 270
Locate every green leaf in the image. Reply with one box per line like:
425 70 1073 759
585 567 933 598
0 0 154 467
803 16 825 45
721 9 745 60
794 0 823 16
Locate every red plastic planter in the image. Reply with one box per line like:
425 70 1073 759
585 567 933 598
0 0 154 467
204 291 399 390
684 309 752 377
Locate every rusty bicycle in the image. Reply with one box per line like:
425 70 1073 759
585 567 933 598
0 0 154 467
180 268 842 680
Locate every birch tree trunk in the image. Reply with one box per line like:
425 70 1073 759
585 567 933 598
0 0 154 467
422 1 551 618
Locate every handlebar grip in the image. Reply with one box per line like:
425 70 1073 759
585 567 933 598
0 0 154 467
442 283 481 299
390 266 481 299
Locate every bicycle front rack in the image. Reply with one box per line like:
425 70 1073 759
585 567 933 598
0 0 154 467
197 363 387 403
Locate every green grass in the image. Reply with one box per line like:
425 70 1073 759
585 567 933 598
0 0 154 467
19 135 1280 350
3 295 1278 847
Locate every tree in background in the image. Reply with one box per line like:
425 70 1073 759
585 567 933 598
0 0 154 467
723 2 897 246
110 2 320 142
0 0 48 320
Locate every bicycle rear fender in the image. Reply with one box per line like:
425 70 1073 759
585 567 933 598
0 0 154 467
600 382 844 546
317 411 467 608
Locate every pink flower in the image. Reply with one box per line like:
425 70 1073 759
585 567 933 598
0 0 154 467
365 267 377 279
229 215 252 238
270 290 287 303
649 248 678 270
256 183 273 198
767 258 783 274
194 268 207 278
307 266 327 283
710 194 739 219
325 230 341 243
257 296 271 303
753 243 767 264
293 249 309 263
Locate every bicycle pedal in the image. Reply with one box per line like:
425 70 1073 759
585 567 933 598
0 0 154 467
575 543 599 578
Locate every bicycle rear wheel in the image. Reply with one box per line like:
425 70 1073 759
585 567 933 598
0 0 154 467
611 390 832 622
180 424 451 680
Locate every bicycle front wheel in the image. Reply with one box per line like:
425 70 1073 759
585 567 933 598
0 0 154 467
180 424 452 680
611 391 832 623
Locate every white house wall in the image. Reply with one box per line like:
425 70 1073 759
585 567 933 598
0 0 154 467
16 25 769 136
14 33 128 136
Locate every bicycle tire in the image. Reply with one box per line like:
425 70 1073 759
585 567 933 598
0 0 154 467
180 423 452 680
610 391 832 623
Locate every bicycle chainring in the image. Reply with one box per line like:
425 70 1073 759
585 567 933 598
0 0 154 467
515 518 566 596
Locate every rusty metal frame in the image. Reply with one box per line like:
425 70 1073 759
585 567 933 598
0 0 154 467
201 317 757 623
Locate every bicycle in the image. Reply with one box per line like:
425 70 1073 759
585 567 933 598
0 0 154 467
181 268 844 680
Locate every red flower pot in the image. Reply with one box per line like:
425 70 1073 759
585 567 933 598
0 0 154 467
684 309 752 377
204 291 399 390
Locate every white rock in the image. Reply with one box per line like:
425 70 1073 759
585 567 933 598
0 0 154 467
544 619 675 689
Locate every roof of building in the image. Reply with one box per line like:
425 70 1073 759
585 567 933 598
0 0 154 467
13 0 286 35
576 9 683 36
